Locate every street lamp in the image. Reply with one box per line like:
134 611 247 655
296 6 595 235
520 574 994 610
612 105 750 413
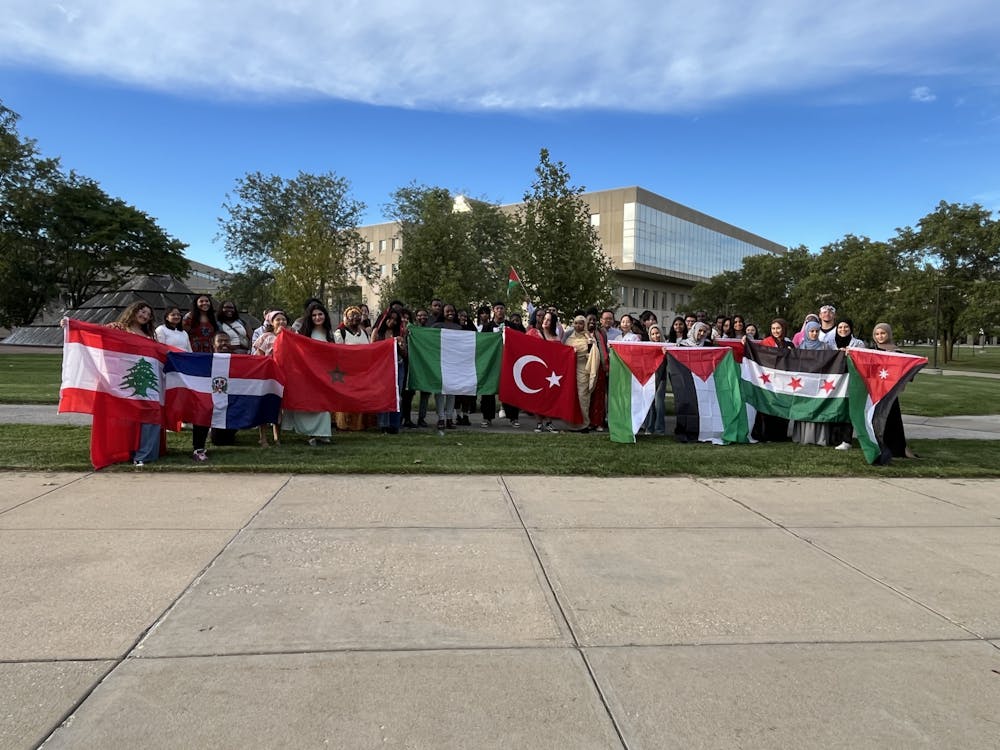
933 284 955 369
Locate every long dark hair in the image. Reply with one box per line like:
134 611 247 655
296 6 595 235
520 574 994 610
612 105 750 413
187 295 218 331
667 316 687 344
376 309 401 339
300 301 334 340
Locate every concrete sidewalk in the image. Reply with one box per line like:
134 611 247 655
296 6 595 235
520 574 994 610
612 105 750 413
2 473 998 749
4 404 1000 440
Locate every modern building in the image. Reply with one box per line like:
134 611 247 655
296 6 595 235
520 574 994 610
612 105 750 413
355 186 786 320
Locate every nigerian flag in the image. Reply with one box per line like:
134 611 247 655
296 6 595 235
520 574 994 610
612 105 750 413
608 342 668 443
407 326 502 395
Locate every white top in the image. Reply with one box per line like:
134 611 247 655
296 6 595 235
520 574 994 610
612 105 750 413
155 325 192 351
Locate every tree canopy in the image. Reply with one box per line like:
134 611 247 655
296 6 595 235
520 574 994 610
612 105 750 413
219 171 374 314
510 149 616 314
1 101 188 328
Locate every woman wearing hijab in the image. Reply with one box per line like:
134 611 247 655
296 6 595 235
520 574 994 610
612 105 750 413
790 320 836 446
681 321 713 346
642 323 669 435
792 314 820 347
563 315 600 431
834 318 865 350
871 323 918 459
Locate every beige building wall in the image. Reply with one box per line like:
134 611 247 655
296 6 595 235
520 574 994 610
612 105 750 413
356 186 786 321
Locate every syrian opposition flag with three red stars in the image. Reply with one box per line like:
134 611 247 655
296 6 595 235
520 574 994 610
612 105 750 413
164 352 283 429
607 341 668 443
667 345 753 444
60 319 169 469
846 348 927 465
740 341 850 422
499 329 582 423
272 329 399 412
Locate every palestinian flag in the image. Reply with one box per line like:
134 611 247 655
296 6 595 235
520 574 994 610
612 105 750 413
608 342 668 443
846 348 927 465
407 326 502 395
741 341 849 422
507 266 522 294
667 346 752 444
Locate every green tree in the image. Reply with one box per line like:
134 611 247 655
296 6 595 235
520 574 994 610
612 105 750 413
0 103 61 327
791 235 900 331
691 246 812 327
218 171 375 313
120 358 159 398
510 149 615 313
894 201 1000 361
380 184 511 310
216 266 281 319
50 173 189 308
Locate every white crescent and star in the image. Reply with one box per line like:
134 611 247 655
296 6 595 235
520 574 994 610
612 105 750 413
513 355 562 393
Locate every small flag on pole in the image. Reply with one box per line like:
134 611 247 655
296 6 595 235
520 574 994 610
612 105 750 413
507 266 522 295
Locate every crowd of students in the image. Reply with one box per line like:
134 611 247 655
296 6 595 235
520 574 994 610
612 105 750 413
76 294 915 467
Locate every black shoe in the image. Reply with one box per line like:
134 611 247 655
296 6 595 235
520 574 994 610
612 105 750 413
402 420 416 428
387 427 399 434
446 419 456 429
436 419 445 429
417 419 429 428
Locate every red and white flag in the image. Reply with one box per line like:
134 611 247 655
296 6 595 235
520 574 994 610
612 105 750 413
499 329 582 423
60 319 169 468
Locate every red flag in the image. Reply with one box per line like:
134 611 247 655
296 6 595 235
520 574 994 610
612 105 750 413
272 329 398 412
60 319 170 469
499 329 582 423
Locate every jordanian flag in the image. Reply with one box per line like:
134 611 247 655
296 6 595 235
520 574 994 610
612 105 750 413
407 326 503 395
846 348 927 465
668 346 752 444
741 341 850 422
608 342 668 443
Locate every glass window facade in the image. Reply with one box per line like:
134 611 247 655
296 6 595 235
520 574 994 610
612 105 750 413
623 202 774 279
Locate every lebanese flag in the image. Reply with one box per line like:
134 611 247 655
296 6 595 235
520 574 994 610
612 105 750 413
272 329 398 412
846 348 927 465
60 319 169 469
740 341 850 422
667 346 753 444
498 329 582 423
165 352 283 428
607 341 668 443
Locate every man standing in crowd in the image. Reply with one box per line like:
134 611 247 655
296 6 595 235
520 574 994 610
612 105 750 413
817 304 838 346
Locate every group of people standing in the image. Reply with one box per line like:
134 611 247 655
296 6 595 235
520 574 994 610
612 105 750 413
74 293 916 468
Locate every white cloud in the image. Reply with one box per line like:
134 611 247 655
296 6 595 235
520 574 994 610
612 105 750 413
910 86 937 103
1 0 997 111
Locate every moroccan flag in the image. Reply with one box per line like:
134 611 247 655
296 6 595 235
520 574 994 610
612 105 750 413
667 346 752 444
846 348 927 465
507 266 522 294
60 319 169 469
498 329 582 423
608 341 668 443
406 326 502 395
740 341 850 422
272 329 398 412
165 352 283 428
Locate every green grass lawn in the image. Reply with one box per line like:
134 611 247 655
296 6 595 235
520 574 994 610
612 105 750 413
0 353 62 404
907 344 1000 373
0 424 996 477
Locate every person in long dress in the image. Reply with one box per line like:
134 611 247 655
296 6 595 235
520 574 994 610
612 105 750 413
284 301 335 445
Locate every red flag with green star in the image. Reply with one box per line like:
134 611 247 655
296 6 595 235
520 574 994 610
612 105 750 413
272 329 398 412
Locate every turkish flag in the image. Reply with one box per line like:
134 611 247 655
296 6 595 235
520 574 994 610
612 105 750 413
499 329 583 423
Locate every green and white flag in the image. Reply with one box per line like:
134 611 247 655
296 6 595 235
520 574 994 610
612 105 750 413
407 326 502 395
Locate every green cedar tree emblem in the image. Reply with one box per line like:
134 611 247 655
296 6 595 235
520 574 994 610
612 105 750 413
120 358 160 398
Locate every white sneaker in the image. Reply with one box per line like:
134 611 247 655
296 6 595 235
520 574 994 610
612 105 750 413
498 408 506 419
835 441 852 451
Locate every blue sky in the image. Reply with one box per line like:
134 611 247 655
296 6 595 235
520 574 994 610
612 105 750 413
2 0 998 271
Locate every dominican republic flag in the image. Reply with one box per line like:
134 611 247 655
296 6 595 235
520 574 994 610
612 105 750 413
608 341 668 443
741 341 850 422
60 319 169 469
668 346 753 444
846 348 927 465
406 326 502 395
164 352 283 428
499 329 582 423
